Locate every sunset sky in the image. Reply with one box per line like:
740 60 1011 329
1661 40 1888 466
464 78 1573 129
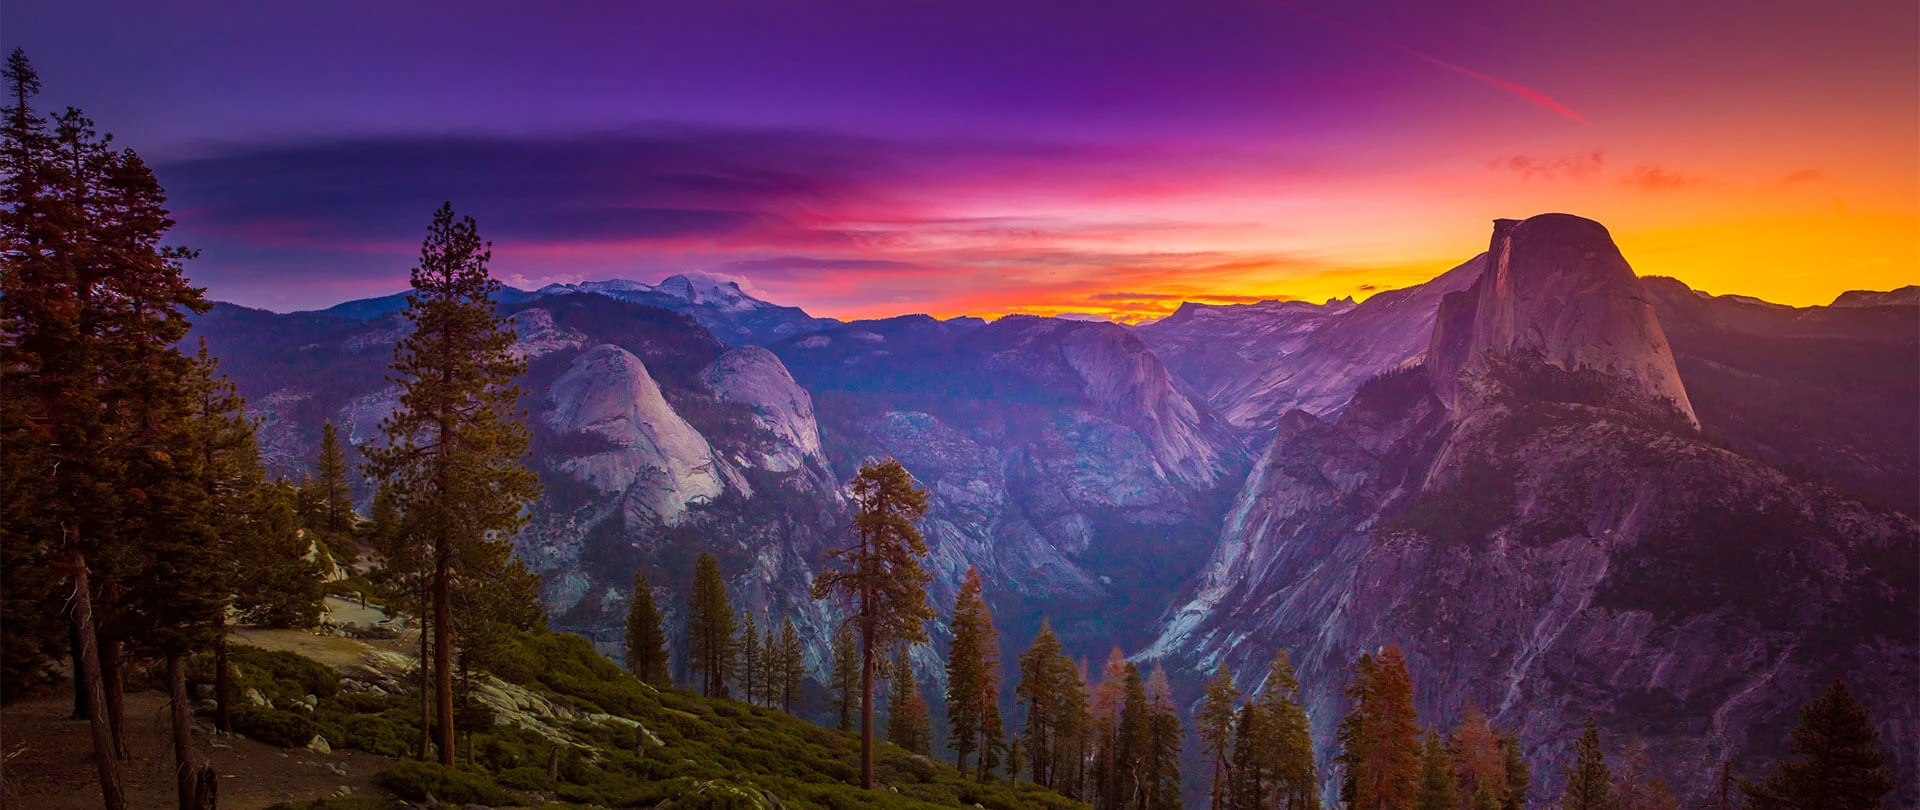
6 0 1915 320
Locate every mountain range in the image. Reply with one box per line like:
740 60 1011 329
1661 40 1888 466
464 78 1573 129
189 214 1918 805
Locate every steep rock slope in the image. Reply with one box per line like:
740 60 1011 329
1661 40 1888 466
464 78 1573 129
1644 276 1919 515
1136 257 1483 431
544 344 724 525
702 346 824 473
1148 214 1918 804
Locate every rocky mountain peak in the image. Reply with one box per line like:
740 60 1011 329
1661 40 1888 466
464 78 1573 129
1429 213 1697 425
544 344 724 525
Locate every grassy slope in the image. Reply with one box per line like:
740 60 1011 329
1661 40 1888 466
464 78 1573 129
234 630 1084 810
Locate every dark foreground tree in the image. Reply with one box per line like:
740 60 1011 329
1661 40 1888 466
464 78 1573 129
363 203 540 766
624 569 670 685
812 458 936 790
1742 680 1893 810
1561 718 1611 810
686 552 735 697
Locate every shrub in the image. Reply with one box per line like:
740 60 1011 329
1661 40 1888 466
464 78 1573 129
376 760 520 806
232 706 317 748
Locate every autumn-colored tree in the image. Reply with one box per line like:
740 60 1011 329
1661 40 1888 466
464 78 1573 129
363 203 540 765
887 645 931 754
1611 738 1678 810
1742 680 1893 810
624 569 670 685
1089 649 1133 810
1450 705 1506 807
813 457 936 789
1337 647 1421 810
945 566 1004 780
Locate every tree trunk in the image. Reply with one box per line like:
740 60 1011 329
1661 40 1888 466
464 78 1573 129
433 548 454 766
69 617 90 720
212 612 232 733
859 626 875 790
169 654 202 810
69 556 125 810
416 588 430 761
101 637 127 760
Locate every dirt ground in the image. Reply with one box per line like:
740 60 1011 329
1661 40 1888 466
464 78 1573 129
1 685 393 809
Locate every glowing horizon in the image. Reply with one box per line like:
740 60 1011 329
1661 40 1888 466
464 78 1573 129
9 0 1914 321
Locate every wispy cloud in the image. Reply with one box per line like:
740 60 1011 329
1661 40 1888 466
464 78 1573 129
1487 150 1606 181
1622 164 1704 191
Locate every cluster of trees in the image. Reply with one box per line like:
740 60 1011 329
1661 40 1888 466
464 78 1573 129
0 49 547 809
0 50 338 810
623 554 806 713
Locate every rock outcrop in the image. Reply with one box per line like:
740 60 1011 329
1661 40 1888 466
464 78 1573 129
701 346 822 472
545 344 724 525
1429 214 1696 425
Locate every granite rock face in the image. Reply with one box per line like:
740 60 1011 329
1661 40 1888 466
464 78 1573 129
544 343 725 525
1430 214 1696 425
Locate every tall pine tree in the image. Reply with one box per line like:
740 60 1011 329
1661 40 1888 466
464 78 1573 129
778 617 804 714
686 552 736 698
946 566 1001 779
813 458 936 789
1258 650 1319 810
832 621 859 731
740 610 763 705
1416 731 1460 810
624 569 670 686
362 202 540 765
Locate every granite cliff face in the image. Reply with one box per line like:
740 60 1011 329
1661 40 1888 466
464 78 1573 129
1148 214 1917 803
701 346 823 473
1137 256 1482 430
543 344 724 525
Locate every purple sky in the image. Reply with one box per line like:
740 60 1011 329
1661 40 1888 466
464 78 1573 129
6 0 1914 317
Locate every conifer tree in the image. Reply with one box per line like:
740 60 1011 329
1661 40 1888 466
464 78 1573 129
687 552 736 698
363 203 540 765
1258 650 1319 810
232 482 325 627
946 567 1003 778
1198 662 1241 810
757 624 776 706
1417 731 1460 810
314 420 355 541
1449 705 1505 806
887 645 931 755
1225 704 1268 810
1017 619 1065 787
187 342 264 734
832 621 859 730
1053 652 1091 797
1498 730 1531 810
1742 680 1893 810
812 458 937 789
624 569 670 685
1143 665 1184 810
1337 647 1421 810
1561 718 1612 810
1090 649 1133 810
740 610 763 704
778 617 803 713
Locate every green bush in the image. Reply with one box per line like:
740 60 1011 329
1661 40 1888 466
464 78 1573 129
376 760 520 806
232 706 317 748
